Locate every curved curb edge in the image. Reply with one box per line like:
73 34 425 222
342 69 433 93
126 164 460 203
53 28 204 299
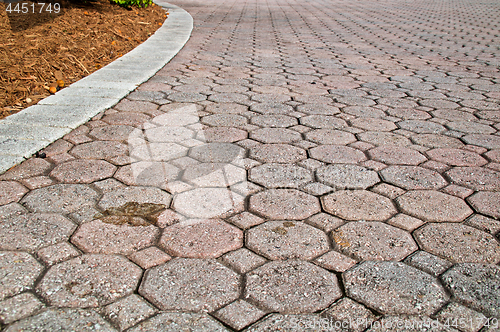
0 1 193 174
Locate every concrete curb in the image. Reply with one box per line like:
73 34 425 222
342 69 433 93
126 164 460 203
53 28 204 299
0 1 193 174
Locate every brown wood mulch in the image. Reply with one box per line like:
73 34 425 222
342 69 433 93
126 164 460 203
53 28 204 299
0 0 166 119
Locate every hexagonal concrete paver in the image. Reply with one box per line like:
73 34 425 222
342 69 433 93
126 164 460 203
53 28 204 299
202 127 248 142
316 164 379 189
426 148 488 166
462 134 500 150
69 141 128 160
251 114 298 128
159 219 243 258
249 164 313 189
139 258 240 312
0 181 28 206
310 145 367 164
368 145 427 165
249 144 307 163
189 143 245 163
322 190 397 221
344 261 449 315
358 131 412 147
37 254 142 308
71 219 160 255
246 221 329 260
130 142 188 162
4 308 116 332
0 213 76 252
245 260 341 313
0 158 52 181
446 167 500 191
441 263 500 317
98 186 171 210
414 223 500 264
88 124 136 141
300 115 347 129
396 190 473 222
380 166 447 190
250 128 302 144
49 160 116 183
127 312 230 332
365 316 457 332
20 184 99 214
331 221 418 261
249 189 321 220
173 188 244 218
467 191 500 219
0 251 44 301
145 126 194 142
350 117 397 131
305 129 356 145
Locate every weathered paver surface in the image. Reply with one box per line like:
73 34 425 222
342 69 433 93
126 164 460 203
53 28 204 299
0 0 499 329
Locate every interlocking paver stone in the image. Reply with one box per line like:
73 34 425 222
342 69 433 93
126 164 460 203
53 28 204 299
0 292 45 325
0 213 76 252
173 188 244 218
305 129 356 145
462 134 500 150
37 254 142 307
102 294 157 331
323 298 377 332
71 219 159 255
214 300 266 330
0 251 43 301
310 145 367 164
300 115 347 129
446 167 500 191
316 164 379 189
344 261 449 315
0 181 28 206
20 184 98 214
245 260 341 313
4 308 116 332
411 133 464 149
69 141 128 160
98 186 171 210
369 145 427 165
396 190 473 222
249 189 320 220
49 159 116 183
332 221 417 261
0 158 51 181
404 251 453 277
426 148 488 166
160 219 242 258
441 263 500 317
250 128 301 143
322 190 397 221
249 163 312 188
380 165 447 190
36 242 81 265
358 131 412 147
415 223 500 264
398 120 446 134
249 143 306 163
246 221 329 260
127 312 230 332
139 258 240 312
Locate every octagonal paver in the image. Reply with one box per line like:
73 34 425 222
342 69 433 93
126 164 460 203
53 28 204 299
467 191 500 219
202 114 248 127
380 166 447 190
350 117 397 131
128 312 229 332
114 161 180 188
249 189 320 220
249 144 307 163
251 115 298 128
88 124 135 141
4 308 116 332
246 221 329 260
322 190 397 221
332 221 417 261
49 159 116 183
98 186 171 210
20 184 98 214
0 181 28 206
130 142 188 162
411 133 464 149
139 258 240 312
37 254 142 308
310 145 367 164
396 190 473 222
414 223 500 264
316 164 379 189
145 126 194 142
202 127 248 142
249 164 312 188
369 145 427 165
426 148 488 166
358 131 412 147
160 219 243 258
245 260 341 313
462 134 500 149
189 143 244 163
300 115 347 129
250 128 302 144
398 120 446 134
0 251 44 301
446 167 500 191
305 130 355 148
173 188 244 218
0 213 76 252
69 141 128 160
441 263 500 317
344 261 448 315
71 219 160 255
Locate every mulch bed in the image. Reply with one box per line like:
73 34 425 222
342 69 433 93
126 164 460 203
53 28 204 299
0 0 166 119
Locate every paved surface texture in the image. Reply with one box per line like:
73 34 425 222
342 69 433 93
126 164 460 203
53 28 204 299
1 0 500 330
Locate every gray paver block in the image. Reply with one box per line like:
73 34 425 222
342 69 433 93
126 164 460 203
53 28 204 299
344 261 449 315
249 189 321 220
316 164 379 189
139 258 240 312
0 251 44 301
246 260 341 313
0 292 45 325
380 165 447 190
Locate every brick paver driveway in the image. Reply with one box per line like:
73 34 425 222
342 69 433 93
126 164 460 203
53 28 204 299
1 0 499 330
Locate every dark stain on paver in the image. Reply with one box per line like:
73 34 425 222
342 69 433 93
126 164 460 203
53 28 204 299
95 202 166 226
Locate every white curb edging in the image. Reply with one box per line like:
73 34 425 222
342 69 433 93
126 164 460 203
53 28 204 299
0 1 193 174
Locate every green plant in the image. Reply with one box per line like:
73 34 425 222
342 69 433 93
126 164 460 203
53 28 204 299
110 0 152 8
